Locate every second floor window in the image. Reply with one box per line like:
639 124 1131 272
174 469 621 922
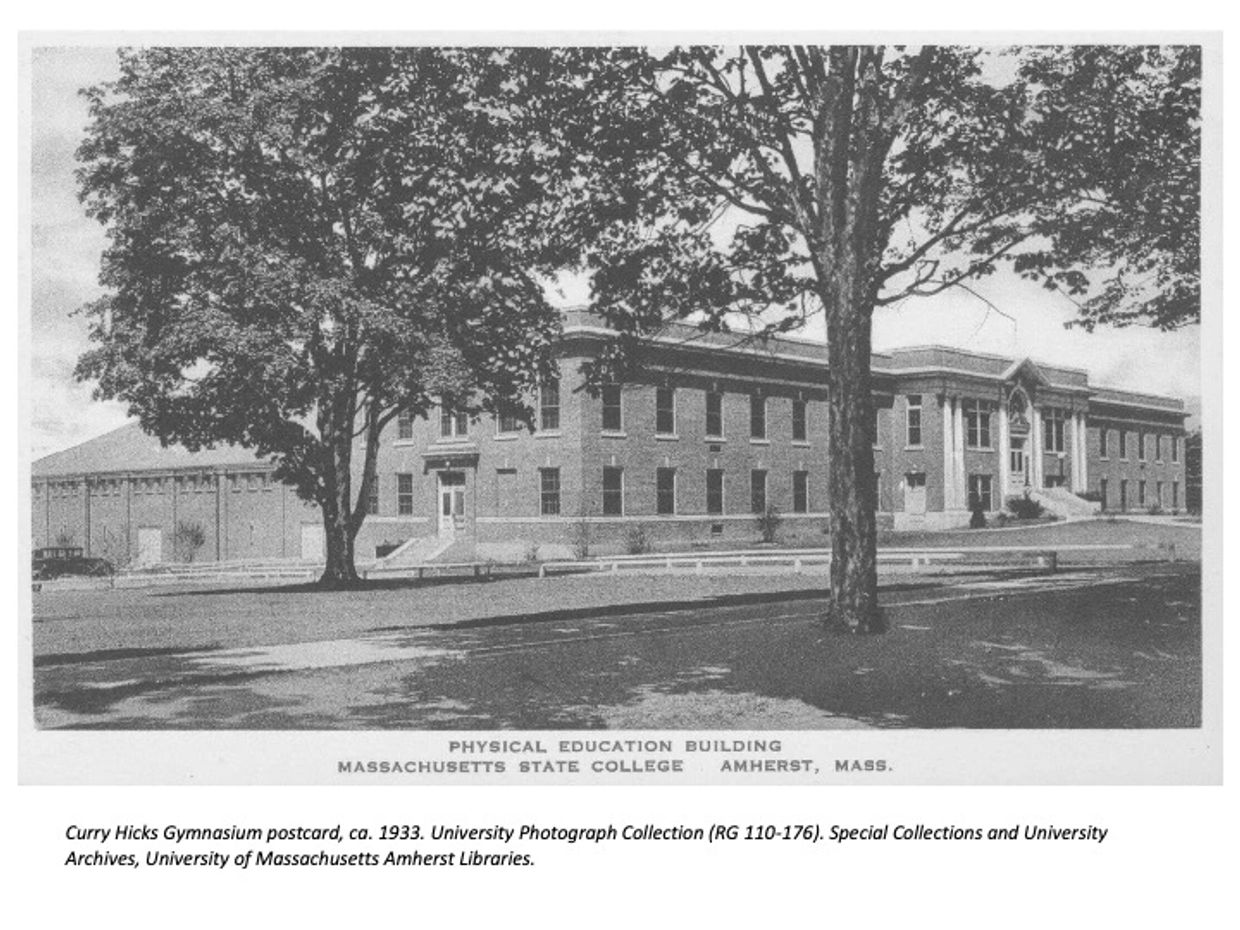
706 391 723 438
906 395 922 447
440 406 467 440
1119 430 1128 459
397 410 414 440
1154 434 1162 461
656 387 676 435
750 394 766 439
497 407 520 434
601 385 623 432
792 399 807 442
539 381 560 432
1099 427 1109 458
1172 436 1179 462
1138 431 1147 461
964 399 991 449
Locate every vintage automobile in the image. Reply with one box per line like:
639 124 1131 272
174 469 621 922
31 546 114 581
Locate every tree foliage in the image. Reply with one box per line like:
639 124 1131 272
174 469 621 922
75 47 587 584
551 45 1199 630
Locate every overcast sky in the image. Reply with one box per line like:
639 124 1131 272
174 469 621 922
29 45 1202 459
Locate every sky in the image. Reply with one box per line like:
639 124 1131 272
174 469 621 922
28 45 1202 460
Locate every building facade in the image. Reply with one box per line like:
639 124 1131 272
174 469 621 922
31 309 1189 564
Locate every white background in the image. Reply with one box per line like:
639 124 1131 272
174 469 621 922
6 3 1235 926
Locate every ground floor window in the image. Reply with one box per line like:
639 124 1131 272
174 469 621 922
1138 479 1146 507
706 469 724 515
656 468 676 515
540 468 561 516
1173 481 1179 509
602 467 623 516
1099 478 1109 510
750 469 767 514
1156 481 1163 508
397 473 414 515
792 470 809 514
968 474 993 511
1120 479 1129 510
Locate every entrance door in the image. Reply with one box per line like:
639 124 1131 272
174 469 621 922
300 523 324 562
903 473 926 515
1008 439 1029 493
137 527 162 566
438 471 466 536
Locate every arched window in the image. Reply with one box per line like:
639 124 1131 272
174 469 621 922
1008 387 1030 430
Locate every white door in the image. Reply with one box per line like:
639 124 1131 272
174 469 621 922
137 527 162 566
1008 439 1029 494
904 473 926 515
438 472 466 536
300 524 325 562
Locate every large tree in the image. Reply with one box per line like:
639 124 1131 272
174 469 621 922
75 47 585 587
558 45 1200 632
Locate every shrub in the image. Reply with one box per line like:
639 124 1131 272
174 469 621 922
172 521 207 562
570 516 592 560
1006 495 1045 520
522 541 541 563
755 505 782 544
624 523 652 555
95 527 132 571
1147 504 1164 516
53 531 75 548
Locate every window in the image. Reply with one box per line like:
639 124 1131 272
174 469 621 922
440 406 467 439
1119 430 1128 459
706 391 723 438
656 468 676 515
750 394 766 439
539 468 561 515
964 399 991 449
397 409 414 440
750 469 767 514
1120 479 1129 510
1042 407 1065 453
1156 481 1163 507
1154 434 1162 461
397 473 414 516
968 474 993 511
873 407 882 446
792 399 807 442
656 387 676 435
1099 427 1109 458
1171 436 1179 463
906 395 922 447
1099 478 1109 511
602 467 623 516
792 471 809 513
1173 481 1179 509
1138 480 1146 506
498 408 520 434
1138 432 1147 462
601 385 623 432
539 381 560 432
706 469 724 515
366 482 379 515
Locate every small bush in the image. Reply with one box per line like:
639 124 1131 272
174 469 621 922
95 527 132 571
522 541 541 563
570 517 592 560
625 524 652 555
54 531 75 548
1006 495 1045 520
1147 504 1164 516
756 505 782 544
172 521 207 563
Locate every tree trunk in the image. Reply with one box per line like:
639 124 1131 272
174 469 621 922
823 285 884 634
316 407 363 590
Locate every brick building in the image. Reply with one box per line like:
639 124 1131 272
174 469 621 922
31 309 1189 565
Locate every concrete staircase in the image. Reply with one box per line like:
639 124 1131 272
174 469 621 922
368 534 455 571
1031 486 1102 521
